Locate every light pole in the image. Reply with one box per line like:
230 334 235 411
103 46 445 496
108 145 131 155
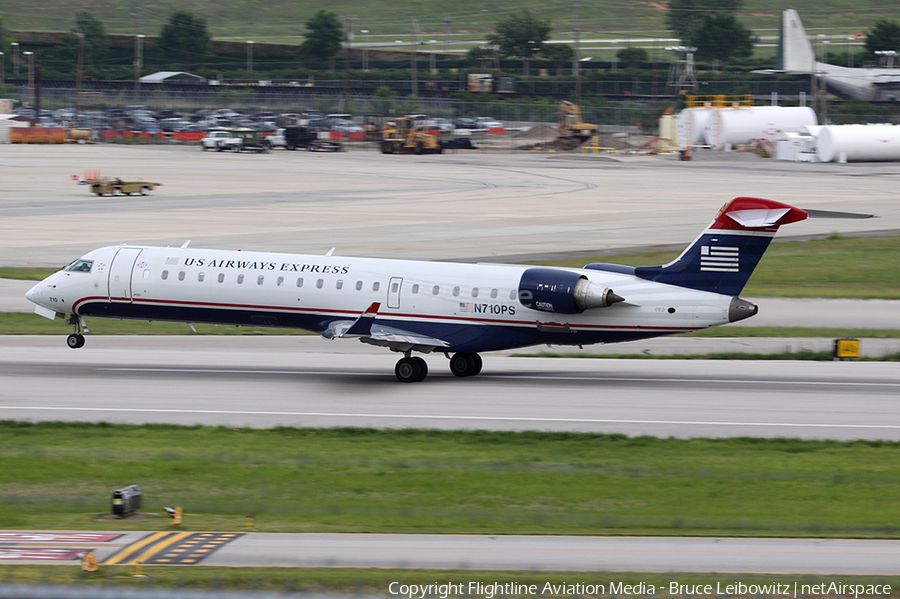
75 33 85 92
361 30 369 71
23 51 34 105
11 42 19 75
134 34 144 97
247 41 254 74
0 52 4 86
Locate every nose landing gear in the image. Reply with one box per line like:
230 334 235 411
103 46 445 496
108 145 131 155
65 315 88 349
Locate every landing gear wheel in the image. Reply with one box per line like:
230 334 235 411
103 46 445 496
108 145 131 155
395 356 426 383
449 352 481 377
66 333 85 349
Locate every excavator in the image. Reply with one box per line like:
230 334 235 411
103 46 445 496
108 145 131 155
558 101 598 141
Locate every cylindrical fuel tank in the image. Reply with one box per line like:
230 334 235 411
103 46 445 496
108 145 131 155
706 106 817 149
676 107 714 146
816 124 900 162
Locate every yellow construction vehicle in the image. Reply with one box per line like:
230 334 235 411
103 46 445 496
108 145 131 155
559 101 598 141
380 117 443 154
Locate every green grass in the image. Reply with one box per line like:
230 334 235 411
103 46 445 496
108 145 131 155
530 235 900 299
2 566 899 595
3 423 900 538
3 0 896 40
519 350 900 361
0 313 312 336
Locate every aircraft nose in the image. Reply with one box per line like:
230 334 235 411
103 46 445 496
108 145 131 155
25 283 39 304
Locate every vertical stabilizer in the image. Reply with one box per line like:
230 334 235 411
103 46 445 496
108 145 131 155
634 197 808 296
778 9 816 73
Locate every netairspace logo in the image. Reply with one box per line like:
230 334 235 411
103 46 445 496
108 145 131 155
387 581 892 599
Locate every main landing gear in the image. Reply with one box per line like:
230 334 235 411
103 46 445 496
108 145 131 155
65 315 87 349
393 352 483 382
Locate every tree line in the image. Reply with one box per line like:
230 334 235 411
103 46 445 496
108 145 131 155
1 6 898 79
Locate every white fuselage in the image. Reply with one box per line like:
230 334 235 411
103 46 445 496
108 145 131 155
27 244 736 353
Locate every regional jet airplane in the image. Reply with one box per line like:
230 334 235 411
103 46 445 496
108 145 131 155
774 9 900 102
26 197 807 382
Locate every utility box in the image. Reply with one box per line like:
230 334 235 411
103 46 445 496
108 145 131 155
111 485 143 517
834 339 860 360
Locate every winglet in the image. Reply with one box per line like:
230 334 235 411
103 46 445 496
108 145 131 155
344 302 381 337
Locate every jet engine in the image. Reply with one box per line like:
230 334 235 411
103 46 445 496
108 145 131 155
518 268 624 314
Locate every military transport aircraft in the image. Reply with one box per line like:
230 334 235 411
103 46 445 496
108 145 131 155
26 197 808 382
772 9 900 102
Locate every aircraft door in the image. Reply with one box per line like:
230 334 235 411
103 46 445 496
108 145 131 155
387 277 403 309
108 247 142 302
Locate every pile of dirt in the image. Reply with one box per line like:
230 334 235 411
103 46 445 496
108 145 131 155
519 137 586 152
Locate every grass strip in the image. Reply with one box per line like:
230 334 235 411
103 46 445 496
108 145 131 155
1 566 899 595
3 423 900 538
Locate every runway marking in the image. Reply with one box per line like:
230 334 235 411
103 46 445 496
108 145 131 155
102 532 242 566
1 405 899 430
94 367 900 388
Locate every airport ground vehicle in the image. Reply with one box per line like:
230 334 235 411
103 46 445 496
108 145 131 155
271 127 343 151
380 118 443 154
200 130 242 151
83 178 162 196
200 129 270 153
559 101 598 141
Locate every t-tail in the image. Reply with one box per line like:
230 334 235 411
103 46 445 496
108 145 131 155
631 197 808 296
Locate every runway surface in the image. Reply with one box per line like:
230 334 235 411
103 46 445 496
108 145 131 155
2 336 899 440
2 530 900 574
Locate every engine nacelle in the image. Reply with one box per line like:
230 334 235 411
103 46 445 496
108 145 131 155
518 268 624 314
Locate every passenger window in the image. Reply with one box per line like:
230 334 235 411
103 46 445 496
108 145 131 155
237 274 244 284
161 270 168 280
317 279 324 288
356 281 363 291
373 282 380 292
336 280 343 290
257 275 264 285
297 278 304 288
391 282 399 293
198 272 205 282
218 273 225 283
432 285 440 295
491 289 498 299
509 289 517 300
143 269 150 279
178 271 185 281
411 284 419 294
472 288 479 298
452 286 460 297
277 276 284 286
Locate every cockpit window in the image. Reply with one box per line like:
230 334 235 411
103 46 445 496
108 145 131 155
64 259 93 273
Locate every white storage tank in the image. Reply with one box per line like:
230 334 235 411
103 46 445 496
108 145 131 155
677 107 714 147
816 124 900 162
706 106 817 150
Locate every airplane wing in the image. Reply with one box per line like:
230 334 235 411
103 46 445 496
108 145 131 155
322 302 450 353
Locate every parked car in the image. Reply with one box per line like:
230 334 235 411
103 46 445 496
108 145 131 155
474 116 503 129
454 118 477 129
331 119 365 134
201 130 243 151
